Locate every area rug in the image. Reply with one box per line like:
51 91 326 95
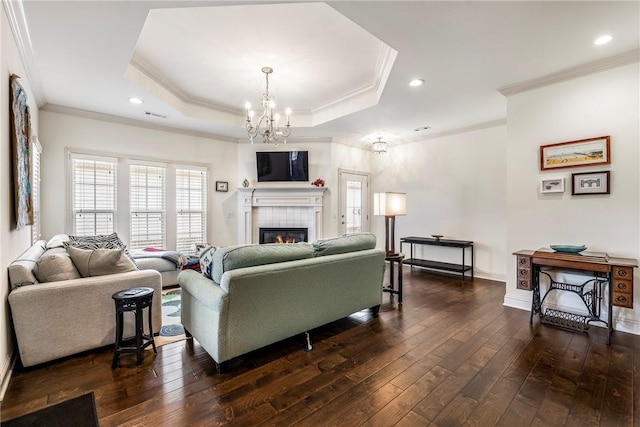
1 392 98 427
156 288 186 347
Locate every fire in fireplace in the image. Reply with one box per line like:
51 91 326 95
259 227 308 244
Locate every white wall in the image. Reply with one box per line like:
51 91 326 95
504 63 640 334
371 125 508 280
39 111 239 247
1 6 40 397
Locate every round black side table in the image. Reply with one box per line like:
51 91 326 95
111 287 157 368
383 253 405 304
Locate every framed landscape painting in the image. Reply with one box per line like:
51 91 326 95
540 136 610 171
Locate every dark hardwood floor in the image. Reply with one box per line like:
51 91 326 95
2 268 639 426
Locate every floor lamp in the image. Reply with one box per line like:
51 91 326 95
373 192 406 256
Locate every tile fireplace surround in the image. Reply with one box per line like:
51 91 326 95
237 187 328 244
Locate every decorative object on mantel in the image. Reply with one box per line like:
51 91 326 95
311 178 325 187
242 179 249 188
571 170 610 195
550 244 587 254
539 135 610 171
215 181 228 192
373 192 407 256
245 67 292 145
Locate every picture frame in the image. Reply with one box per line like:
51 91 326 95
540 178 564 194
215 181 228 192
540 135 610 171
571 171 610 195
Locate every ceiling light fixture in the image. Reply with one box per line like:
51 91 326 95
128 97 144 105
372 137 388 154
245 67 292 145
594 34 612 45
409 79 425 87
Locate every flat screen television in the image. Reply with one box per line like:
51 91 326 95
256 151 309 182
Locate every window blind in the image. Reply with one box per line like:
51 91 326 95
71 154 117 235
176 167 207 254
130 164 166 250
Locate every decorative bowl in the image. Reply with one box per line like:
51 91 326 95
431 234 444 240
550 244 587 254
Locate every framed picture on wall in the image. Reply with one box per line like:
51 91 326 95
571 171 610 195
215 181 228 192
540 178 564 193
540 136 610 171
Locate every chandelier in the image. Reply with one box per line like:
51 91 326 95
245 67 291 144
372 137 388 153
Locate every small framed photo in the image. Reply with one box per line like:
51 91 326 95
540 135 610 171
571 171 610 195
215 181 228 192
540 178 564 194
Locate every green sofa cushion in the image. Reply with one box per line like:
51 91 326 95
211 242 314 283
313 233 377 256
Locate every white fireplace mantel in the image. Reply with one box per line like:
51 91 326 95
237 186 328 244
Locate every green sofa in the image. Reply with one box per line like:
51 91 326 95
177 233 385 372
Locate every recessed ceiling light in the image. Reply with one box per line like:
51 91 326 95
594 35 613 46
128 97 144 105
409 79 425 87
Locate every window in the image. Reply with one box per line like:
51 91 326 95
70 153 117 235
130 164 166 250
176 167 207 254
31 138 42 243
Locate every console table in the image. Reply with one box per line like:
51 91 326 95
514 248 637 344
400 236 474 280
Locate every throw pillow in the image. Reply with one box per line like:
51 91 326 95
65 233 139 269
34 252 82 283
66 246 137 277
313 233 377 256
199 245 217 279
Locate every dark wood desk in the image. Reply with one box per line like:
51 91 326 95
514 248 637 344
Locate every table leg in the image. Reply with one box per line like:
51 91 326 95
398 260 403 304
135 306 143 365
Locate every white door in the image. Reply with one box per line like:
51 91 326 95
338 169 370 235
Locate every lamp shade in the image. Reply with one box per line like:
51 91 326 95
373 192 406 216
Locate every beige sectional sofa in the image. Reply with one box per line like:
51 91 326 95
8 234 162 367
178 233 385 372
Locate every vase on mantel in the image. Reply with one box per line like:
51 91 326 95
242 179 249 188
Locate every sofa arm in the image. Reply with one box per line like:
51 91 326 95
177 270 227 312
8 269 162 367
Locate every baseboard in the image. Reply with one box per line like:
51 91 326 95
474 271 506 282
503 294 640 336
0 349 17 402
503 294 531 312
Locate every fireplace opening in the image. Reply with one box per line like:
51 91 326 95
259 227 308 244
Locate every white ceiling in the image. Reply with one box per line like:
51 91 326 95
15 1 640 147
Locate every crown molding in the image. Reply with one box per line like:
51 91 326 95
3 0 46 107
41 104 239 143
397 118 507 145
498 49 640 96
129 55 240 115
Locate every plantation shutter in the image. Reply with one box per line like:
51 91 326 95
176 167 207 254
130 163 166 250
70 153 117 235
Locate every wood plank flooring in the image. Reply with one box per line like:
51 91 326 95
2 268 639 426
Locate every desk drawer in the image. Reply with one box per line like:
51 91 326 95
613 291 633 308
613 279 633 293
517 256 531 268
613 266 633 280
